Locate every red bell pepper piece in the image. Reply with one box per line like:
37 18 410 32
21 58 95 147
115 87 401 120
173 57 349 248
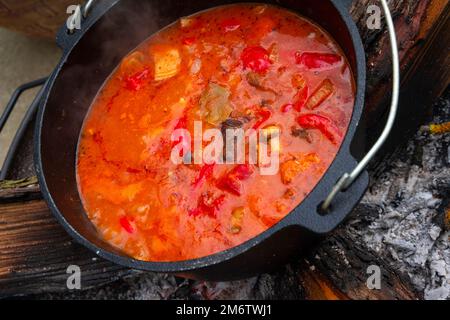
297 114 340 145
230 164 254 180
241 46 271 74
295 52 341 69
119 216 134 234
124 68 149 91
252 108 272 130
294 86 309 112
192 163 215 188
217 175 242 196
189 193 226 217
217 164 254 196
221 18 241 32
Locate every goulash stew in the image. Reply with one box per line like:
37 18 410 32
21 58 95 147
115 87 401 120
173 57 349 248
77 4 355 261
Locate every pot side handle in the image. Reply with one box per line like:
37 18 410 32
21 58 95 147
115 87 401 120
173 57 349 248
321 0 401 211
56 0 119 52
0 78 48 180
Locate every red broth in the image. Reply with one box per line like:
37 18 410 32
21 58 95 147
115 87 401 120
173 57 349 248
77 4 355 262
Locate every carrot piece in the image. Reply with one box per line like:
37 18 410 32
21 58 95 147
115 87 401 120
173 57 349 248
305 79 334 110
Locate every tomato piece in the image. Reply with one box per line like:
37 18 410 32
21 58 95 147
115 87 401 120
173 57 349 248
297 114 340 144
241 46 271 73
119 216 134 234
221 18 241 32
124 68 150 91
182 37 196 45
295 52 341 69
217 175 242 196
192 163 215 188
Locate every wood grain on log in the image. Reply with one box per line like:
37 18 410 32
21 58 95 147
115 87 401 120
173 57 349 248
0 196 135 298
0 0 74 39
0 183 419 299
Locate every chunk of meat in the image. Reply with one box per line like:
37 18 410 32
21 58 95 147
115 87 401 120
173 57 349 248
199 83 234 126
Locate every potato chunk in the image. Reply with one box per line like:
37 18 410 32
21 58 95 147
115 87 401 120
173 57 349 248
152 45 181 81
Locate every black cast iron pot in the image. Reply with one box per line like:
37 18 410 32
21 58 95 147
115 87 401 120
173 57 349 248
33 0 369 280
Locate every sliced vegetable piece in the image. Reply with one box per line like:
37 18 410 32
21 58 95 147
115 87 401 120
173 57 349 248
280 153 320 184
252 108 272 130
221 18 241 32
217 175 242 196
230 164 254 180
230 207 245 234
297 114 340 144
241 46 271 74
291 74 309 111
189 192 226 218
217 164 254 196
294 86 309 112
295 52 341 69
152 46 181 81
182 37 196 45
199 83 234 126
192 163 215 188
120 216 134 234
305 79 334 110
124 68 150 91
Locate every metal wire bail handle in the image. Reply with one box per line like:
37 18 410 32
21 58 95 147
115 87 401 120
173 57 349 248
321 0 401 211
67 0 96 33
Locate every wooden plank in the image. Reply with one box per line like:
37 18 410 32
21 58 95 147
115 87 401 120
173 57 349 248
0 192 134 298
